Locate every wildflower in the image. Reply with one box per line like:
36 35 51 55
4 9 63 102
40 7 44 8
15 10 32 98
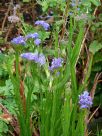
20 52 38 61
34 39 41 46
8 15 20 23
38 53 46 66
26 33 39 39
35 20 50 30
11 36 26 45
49 58 63 71
20 52 46 66
79 91 93 109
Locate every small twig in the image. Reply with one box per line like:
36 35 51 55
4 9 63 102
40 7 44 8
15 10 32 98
60 0 69 40
1 0 13 31
0 103 10 114
5 24 14 42
88 131 92 136
97 80 102 83
88 106 100 123
8 130 15 136
81 6 98 47
81 25 90 47
81 51 90 84
33 129 39 136
22 3 37 12
84 44 88 55
81 6 100 87
90 72 102 99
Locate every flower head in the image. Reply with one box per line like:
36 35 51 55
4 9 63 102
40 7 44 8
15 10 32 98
11 36 26 45
79 91 93 109
26 32 39 39
35 20 50 30
20 52 46 66
20 52 38 61
49 58 63 71
34 38 41 46
38 53 46 66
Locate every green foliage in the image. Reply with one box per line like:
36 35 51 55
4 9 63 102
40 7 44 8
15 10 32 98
0 79 16 115
93 52 102 64
37 0 65 12
0 110 9 135
97 129 102 136
90 0 101 6
0 0 102 135
82 0 101 7
62 90 72 136
89 40 102 55
23 0 30 2
0 79 13 96
0 53 8 81
0 120 8 135
92 63 102 72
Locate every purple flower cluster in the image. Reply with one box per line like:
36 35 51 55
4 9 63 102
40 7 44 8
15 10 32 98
38 53 46 65
20 52 46 66
26 33 39 39
79 91 93 109
34 39 41 46
49 58 63 71
11 32 41 46
11 36 26 45
25 32 41 46
35 20 50 30
20 52 38 61
11 20 49 45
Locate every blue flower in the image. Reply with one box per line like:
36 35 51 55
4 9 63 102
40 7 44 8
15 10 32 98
26 32 39 39
35 20 50 30
34 38 41 46
20 52 38 61
38 53 46 66
79 91 93 109
49 58 63 71
11 36 26 45
20 52 46 66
